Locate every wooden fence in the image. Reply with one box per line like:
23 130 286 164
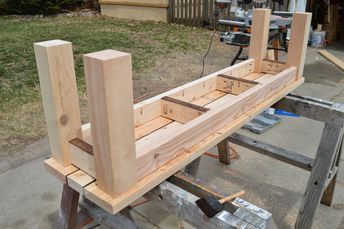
169 0 231 29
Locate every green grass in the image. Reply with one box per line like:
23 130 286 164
0 14 211 156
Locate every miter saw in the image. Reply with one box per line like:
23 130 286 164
215 0 293 65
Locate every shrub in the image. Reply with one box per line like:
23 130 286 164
3 0 77 15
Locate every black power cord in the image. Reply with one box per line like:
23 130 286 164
199 29 217 78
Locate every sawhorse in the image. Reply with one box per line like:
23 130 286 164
219 93 343 228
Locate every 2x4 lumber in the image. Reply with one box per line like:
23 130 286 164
261 59 287 74
67 170 95 194
135 116 173 140
216 74 258 95
84 49 137 197
161 96 209 123
228 133 313 171
44 158 78 183
82 76 304 214
70 68 298 183
248 9 271 73
318 49 344 72
190 90 227 106
273 93 344 127
79 58 255 145
286 12 312 79
136 68 298 179
34 40 82 166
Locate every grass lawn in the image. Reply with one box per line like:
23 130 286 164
0 14 211 157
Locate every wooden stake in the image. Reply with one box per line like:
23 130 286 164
287 12 312 79
84 49 136 197
249 9 271 73
34 40 82 166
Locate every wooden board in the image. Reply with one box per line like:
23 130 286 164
34 40 82 166
318 50 344 72
65 78 304 214
84 50 137 197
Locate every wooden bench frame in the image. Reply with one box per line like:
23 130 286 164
34 9 311 216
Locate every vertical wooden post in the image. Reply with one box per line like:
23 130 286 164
249 9 271 73
287 12 312 79
84 50 136 197
217 139 231 165
58 184 80 229
34 40 82 166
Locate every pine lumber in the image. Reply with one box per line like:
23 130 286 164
318 50 344 72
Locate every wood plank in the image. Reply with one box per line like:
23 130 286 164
190 90 227 106
68 170 95 194
161 96 209 123
248 9 271 73
83 77 304 214
243 72 265 81
58 184 80 229
229 133 313 171
295 124 343 228
69 143 96 177
34 40 82 166
287 12 312 79
136 68 298 179
135 116 173 140
44 158 78 183
84 49 136 197
81 59 255 134
273 93 344 127
217 74 258 95
217 139 231 165
318 49 344 72
261 59 287 74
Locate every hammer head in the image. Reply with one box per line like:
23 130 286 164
196 196 224 218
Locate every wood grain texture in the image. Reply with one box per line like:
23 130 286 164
261 59 287 74
295 124 343 229
67 170 95 194
58 184 80 229
161 96 209 123
136 68 298 179
248 9 271 73
82 77 303 214
84 49 136 197
287 12 312 79
217 75 258 95
44 158 78 183
318 49 344 72
34 40 82 166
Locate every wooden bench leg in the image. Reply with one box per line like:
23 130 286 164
217 139 231 165
295 124 343 229
58 184 80 229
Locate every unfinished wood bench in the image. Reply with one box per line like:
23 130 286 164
34 9 311 227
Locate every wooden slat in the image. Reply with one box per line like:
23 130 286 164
82 76 304 214
190 90 227 106
34 40 82 166
261 59 287 74
287 12 312 79
135 116 173 140
44 158 78 183
216 74 258 95
161 96 209 123
248 9 271 73
84 50 136 197
67 170 95 194
318 49 344 72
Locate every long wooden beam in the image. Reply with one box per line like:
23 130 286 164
63 77 303 214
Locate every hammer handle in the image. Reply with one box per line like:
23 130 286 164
219 191 245 204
